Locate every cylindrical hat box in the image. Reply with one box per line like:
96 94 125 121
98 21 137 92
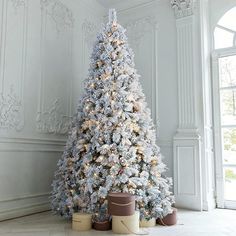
108 192 135 216
112 211 140 234
93 220 111 231
72 213 92 231
140 217 156 227
157 208 177 226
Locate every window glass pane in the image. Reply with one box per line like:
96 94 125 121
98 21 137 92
214 27 234 49
219 55 236 88
222 128 236 164
220 90 236 126
218 7 236 31
224 167 236 200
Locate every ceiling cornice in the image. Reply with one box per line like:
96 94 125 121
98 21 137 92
96 0 158 12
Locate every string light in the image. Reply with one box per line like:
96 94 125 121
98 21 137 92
151 160 157 165
97 61 103 67
84 144 88 151
90 83 95 88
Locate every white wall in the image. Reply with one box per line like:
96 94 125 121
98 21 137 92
0 0 104 220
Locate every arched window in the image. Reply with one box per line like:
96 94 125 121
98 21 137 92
214 7 236 49
213 6 236 210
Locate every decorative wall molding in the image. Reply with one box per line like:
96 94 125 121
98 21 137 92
0 136 66 144
10 0 26 12
38 0 73 134
40 0 74 33
82 19 98 49
0 136 65 152
0 136 66 153
125 16 157 49
174 138 202 209
171 0 196 18
176 146 196 196
0 192 49 203
0 86 22 130
0 142 65 154
176 16 197 130
0 0 28 131
36 99 72 134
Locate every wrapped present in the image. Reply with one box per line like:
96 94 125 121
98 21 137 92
157 208 177 226
108 192 135 216
72 213 92 231
140 217 156 227
112 211 140 234
93 220 111 231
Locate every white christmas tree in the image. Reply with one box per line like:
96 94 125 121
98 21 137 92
51 9 174 221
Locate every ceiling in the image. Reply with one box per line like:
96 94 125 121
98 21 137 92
96 0 122 8
96 0 155 10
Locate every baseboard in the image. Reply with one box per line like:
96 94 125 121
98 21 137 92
0 193 51 221
0 202 50 221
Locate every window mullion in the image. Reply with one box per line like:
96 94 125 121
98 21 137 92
217 24 236 34
220 86 236 91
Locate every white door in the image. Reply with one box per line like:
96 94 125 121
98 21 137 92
213 50 236 209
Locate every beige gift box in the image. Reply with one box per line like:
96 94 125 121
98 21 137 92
112 211 140 234
72 213 92 231
140 217 156 227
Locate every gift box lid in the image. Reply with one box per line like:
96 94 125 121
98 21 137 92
73 213 92 221
108 192 135 204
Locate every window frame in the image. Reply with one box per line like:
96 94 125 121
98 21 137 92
213 6 236 50
212 46 236 209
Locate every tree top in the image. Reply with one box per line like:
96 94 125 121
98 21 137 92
109 9 117 24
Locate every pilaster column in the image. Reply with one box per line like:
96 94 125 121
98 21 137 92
171 0 202 210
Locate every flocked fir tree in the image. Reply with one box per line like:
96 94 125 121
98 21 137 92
51 9 174 221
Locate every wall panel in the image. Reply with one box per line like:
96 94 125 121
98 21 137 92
0 0 105 220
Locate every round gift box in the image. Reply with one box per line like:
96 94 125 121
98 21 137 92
108 192 135 216
140 217 156 227
72 213 92 231
112 211 140 234
157 208 177 226
93 221 111 231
